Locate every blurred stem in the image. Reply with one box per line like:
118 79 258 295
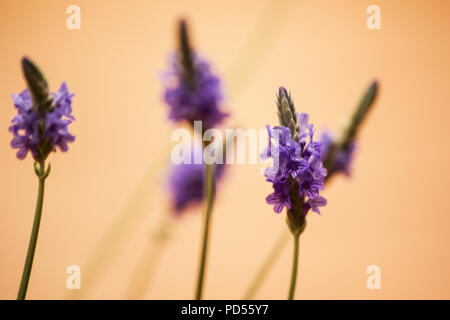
226 0 294 99
287 233 300 300
244 229 289 299
124 220 172 299
194 162 216 300
17 161 47 300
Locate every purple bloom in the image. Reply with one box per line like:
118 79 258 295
9 83 75 160
163 54 228 129
168 144 226 215
262 113 327 216
320 131 356 176
265 179 291 214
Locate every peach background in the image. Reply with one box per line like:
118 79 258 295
1 0 449 299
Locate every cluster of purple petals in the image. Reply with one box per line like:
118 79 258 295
168 161 226 215
163 54 228 129
320 131 356 176
261 113 327 215
9 83 75 160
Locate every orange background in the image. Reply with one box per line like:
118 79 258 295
1 0 449 299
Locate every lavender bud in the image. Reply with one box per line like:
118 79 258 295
178 19 195 88
342 80 378 148
21 57 51 113
276 86 299 140
322 80 379 178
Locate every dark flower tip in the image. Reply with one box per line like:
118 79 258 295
21 57 49 108
178 19 195 85
278 86 288 97
342 80 379 148
179 19 189 48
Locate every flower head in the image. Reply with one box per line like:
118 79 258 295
168 160 226 215
163 20 227 129
9 58 75 161
262 87 327 226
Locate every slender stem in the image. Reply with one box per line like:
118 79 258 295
124 220 172 299
194 163 215 300
244 229 289 299
287 234 300 300
17 161 47 300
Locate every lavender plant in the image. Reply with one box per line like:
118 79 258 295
10 57 75 300
246 81 378 299
162 19 227 299
261 87 327 299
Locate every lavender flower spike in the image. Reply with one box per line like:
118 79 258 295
9 57 75 161
262 87 327 300
262 87 327 233
163 20 228 129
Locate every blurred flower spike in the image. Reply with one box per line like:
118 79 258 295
163 19 228 130
322 81 378 179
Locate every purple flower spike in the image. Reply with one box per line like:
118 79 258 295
262 114 327 216
163 20 227 129
262 87 327 222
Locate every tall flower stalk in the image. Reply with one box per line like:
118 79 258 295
262 87 327 299
11 57 75 299
163 19 227 299
246 81 378 299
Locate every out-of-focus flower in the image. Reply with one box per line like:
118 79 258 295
168 161 226 215
9 58 75 161
163 20 227 129
167 139 228 215
163 54 227 129
320 131 356 177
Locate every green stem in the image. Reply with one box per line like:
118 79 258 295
194 163 215 300
244 230 289 299
287 234 300 300
17 161 47 300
